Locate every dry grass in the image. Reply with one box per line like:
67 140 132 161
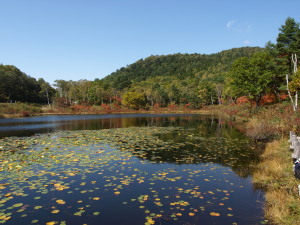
0 102 209 117
265 190 291 222
0 103 43 117
253 140 300 225
245 104 293 141
206 102 300 141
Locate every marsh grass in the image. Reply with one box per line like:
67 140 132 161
245 104 296 141
0 103 43 117
0 102 204 118
207 102 300 141
253 140 300 225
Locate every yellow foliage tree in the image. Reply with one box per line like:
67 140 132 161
122 91 146 110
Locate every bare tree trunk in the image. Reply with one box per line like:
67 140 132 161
293 54 298 110
286 74 297 111
292 54 298 74
218 96 222 105
230 97 236 105
296 92 298 110
45 88 50 108
287 54 298 111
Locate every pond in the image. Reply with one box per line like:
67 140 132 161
0 114 267 225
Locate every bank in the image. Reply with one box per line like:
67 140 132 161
0 103 212 118
252 139 300 225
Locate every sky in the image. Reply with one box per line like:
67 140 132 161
1 0 300 85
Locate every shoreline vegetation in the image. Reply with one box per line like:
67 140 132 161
253 140 299 225
0 102 211 118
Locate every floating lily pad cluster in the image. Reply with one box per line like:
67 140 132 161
0 127 265 225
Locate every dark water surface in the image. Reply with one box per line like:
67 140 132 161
0 114 267 225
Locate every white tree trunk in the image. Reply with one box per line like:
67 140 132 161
287 54 298 111
286 74 297 111
292 53 298 73
45 88 50 108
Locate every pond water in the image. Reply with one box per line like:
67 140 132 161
0 114 267 225
0 114 209 138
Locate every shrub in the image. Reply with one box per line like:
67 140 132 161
0 103 42 115
100 104 111 110
246 117 279 141
245 104 296 140
70 105 92 112
21 111 30 117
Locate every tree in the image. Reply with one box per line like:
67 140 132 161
276 17 300 74
88 80 105 105
275 18 300 111
286 54 299 111
228 51 276 106
198 80 215 105
37 78 55 106
0 65 51 103
76 80 92 105
122 91 146 110
167 84 180 105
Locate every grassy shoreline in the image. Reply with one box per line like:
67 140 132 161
0 103 212 118
252 140 300 225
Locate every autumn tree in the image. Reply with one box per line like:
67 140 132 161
122 91 146 109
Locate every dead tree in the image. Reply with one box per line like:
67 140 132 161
286 53 298 111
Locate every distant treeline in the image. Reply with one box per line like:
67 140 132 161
1 17 300 110
0 65 55 104
52 46 263 109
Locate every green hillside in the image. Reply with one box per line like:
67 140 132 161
103 47 263 90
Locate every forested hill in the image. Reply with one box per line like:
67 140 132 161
103 47 263 90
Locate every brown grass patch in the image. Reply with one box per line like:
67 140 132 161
253 140 300 225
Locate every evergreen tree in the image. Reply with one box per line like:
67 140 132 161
276 17 300 74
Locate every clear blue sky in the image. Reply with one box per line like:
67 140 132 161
1 0 300 85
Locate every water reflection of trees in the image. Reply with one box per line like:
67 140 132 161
58 116 204 130
112 116 265 178
1 115 201 138
1 114 242 138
